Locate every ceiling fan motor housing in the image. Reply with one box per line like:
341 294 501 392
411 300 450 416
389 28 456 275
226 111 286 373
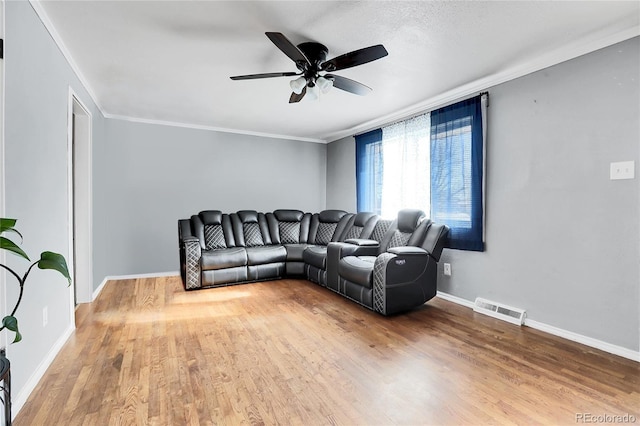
297 42 328 66
296 42 330 85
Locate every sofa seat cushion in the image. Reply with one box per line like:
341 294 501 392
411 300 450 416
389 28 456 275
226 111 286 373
284 244 311 262
338 256 376 288
246 245 287 266
201 248 247 271
202 267 248 286
303 246 328 269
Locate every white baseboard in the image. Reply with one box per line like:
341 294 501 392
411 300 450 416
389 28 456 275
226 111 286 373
92 271 180 301
12 324 75 419
436 291 475 308
92 276 110 301
524 318 640 362
436 291 640 363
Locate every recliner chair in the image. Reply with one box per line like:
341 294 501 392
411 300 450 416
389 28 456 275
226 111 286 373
329 209 447 314
181 210 249 289
304 211 378 286
302 209 352 286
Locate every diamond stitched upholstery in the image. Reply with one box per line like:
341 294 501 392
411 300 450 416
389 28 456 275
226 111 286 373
344 225 363 240
315 222 336 245
204 224 226 250
373 252 393 314
184 239 201 290
244 223 264 247
370 220 392 243
279 221 300 244
388 230 412 249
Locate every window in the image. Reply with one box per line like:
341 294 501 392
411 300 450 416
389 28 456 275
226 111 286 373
355 94 487 251
356 115 431 218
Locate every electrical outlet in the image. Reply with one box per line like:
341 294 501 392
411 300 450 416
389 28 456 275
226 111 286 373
43 306 48 327
610 161 635 180
443 263 452 276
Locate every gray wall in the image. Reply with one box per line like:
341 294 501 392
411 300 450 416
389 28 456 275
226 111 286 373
326 135 356 211
93 119 327 282
3 1 105 400
326 37 640 352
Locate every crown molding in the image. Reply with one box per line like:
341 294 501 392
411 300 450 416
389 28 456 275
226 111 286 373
103 113 327 144
325 25 640 142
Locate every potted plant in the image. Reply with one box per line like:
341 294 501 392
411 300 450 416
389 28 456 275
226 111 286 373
0 218 71 343
0 218 70 424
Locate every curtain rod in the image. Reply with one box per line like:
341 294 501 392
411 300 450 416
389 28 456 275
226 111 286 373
355 91 489 137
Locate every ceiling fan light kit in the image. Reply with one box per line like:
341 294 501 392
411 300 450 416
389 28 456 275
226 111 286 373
316 76 333 94
306 84 320 101
290 76 333 101
230 32 388 103
290 76 307 95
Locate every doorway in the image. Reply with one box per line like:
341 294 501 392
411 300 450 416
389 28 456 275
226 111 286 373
68 90 92 307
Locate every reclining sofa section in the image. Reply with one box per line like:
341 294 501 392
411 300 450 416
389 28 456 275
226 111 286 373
178 208 448 315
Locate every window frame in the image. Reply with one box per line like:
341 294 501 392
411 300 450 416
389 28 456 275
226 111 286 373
355 93 487 251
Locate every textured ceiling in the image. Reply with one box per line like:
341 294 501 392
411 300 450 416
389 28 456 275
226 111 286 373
34 1 639 142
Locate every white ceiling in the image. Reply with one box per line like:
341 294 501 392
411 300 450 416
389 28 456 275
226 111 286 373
34 1 639 143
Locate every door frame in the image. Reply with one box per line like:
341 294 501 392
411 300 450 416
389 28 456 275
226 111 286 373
67 87 93 313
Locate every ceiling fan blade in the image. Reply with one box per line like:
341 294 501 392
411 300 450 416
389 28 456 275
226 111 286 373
321 44 388 72
325 74 371 96
266 32 311 66
289 86 307 103
230 72 298 80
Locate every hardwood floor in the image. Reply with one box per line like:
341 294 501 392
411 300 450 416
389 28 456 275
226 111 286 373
14 276 639 425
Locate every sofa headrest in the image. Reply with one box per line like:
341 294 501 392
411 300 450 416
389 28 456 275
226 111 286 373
397 209 426 233
274 209 304 222
199 210 223 225
421 223 449 261
237 210 259 223
318 209 348 223
353 212 377 227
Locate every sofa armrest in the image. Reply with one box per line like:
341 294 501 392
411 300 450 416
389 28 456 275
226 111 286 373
344 238 379 247
372 250 437 315
183 235 199 244
387 246 427 256
183 236 202 290
329 241 378 259
178 219 194 244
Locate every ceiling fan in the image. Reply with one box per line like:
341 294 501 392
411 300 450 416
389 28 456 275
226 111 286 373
230 32 388 103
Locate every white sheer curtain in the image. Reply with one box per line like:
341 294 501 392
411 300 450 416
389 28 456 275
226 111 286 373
380 113 431 219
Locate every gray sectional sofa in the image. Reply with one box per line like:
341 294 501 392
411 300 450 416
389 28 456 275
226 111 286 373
178 208 448 315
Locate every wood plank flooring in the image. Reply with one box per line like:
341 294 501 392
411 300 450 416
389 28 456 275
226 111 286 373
14 276 640 425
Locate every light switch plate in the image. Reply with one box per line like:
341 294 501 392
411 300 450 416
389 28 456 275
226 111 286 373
610 161 635 180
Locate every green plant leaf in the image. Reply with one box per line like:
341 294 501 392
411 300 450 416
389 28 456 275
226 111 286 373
0 218 24 239
37 251 71 285
2 315 22 343
0 218 17 232
0 236 30 261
